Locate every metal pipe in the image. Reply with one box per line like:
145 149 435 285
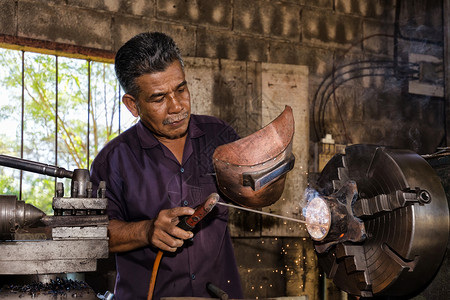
20 50 25 201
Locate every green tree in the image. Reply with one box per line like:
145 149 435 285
0 48 136 214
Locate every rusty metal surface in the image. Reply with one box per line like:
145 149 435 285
52 226 108 240
52 197 107 210
213 106 295 208
0 240 109 261
315 144 449 297
0 259 100 275
0 239 109 274
41 215 109 227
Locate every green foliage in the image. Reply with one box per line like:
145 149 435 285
0 171 18 195
0 48 136 213
21 175 55 215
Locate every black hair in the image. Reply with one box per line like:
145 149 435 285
114 32 184 98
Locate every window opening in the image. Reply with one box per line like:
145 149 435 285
0 47 136 214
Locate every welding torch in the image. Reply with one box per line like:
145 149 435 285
147 193 219 300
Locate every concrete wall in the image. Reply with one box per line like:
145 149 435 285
0 0 446 299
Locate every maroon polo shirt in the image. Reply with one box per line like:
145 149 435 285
90 115 243 300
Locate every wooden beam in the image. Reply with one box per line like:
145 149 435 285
0 34 115 63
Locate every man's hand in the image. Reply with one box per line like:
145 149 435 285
148 206 195 252
107 206 195 253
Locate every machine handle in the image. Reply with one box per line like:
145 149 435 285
0 154 73 178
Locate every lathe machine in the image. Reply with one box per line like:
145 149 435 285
0 154 109 299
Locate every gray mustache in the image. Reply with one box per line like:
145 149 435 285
163 112 189 125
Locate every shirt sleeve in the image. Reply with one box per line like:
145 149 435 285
90 149 127 221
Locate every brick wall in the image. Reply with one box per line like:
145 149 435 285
2 0 444 153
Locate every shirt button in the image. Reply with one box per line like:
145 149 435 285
191 273 196 280
183 200 189 206
180 167 184 173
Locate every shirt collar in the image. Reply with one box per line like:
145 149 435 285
136 116 205 149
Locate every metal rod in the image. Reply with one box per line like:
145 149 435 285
216 201 306 224
87 60 91 170
0 154 73 178
20 50 25 202
55 55 59 196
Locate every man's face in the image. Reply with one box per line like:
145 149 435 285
125 60 191 141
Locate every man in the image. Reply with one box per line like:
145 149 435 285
90 32 243 299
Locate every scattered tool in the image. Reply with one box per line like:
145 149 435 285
97 290 114 300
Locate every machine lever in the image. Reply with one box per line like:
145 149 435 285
0 154 73 178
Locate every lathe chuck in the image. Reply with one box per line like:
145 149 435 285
315 144 449 298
